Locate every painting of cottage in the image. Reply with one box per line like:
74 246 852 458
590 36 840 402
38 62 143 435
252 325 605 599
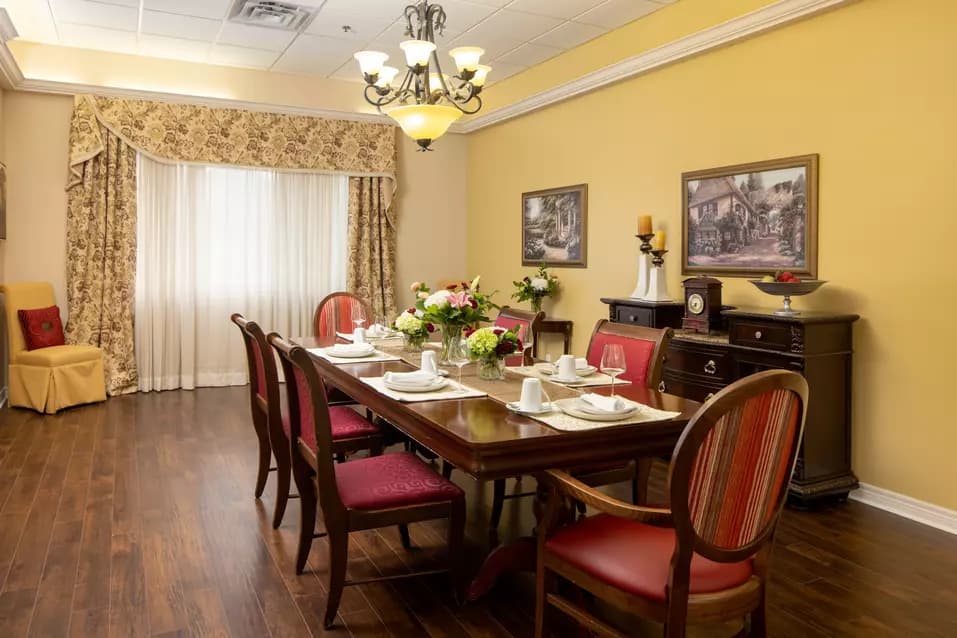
522 184 587 267
682 155 818 277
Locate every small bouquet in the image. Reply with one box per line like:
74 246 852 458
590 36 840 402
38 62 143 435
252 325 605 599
512 264 559 313
410 277 497 363
393 308 433 352
465 325 523 380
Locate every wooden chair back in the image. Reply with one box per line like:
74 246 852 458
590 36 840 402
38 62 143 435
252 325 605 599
313 292 372 338
668 370 809 565
230 313 281 414
585 320 674 388
270 335 346 517
494 306 544 365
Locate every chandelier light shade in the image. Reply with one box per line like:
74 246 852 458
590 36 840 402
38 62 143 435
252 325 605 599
356 0 491 150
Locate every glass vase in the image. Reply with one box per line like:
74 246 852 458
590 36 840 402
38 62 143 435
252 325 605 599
439 324 464 365
402 333 426 352
477 357 506 380
531 297 544 314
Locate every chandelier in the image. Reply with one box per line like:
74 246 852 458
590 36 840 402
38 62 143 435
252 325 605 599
354 0 490 151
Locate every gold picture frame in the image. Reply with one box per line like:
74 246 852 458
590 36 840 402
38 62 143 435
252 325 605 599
521 184 588 268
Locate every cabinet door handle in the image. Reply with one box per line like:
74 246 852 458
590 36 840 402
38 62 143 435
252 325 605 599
658 381 666 392
754 330 763 340
703 360 717 375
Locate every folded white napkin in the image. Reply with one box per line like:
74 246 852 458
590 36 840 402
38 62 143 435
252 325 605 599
335 331 355 342
330 343 374 355
383 370 437 386
580 393 625 413
367 323 396 338
575 358 591 369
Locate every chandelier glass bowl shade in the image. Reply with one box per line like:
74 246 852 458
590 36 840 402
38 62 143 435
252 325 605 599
354 0 490 150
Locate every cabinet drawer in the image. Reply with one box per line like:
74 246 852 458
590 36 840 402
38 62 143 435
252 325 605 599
615 305 653 327
729 319 799 352
665 344 732 383
661 371 726 403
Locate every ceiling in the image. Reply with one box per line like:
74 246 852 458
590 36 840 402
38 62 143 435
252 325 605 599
1 0 676 86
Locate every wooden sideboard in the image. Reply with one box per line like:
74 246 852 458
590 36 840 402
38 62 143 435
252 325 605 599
602 298 859 506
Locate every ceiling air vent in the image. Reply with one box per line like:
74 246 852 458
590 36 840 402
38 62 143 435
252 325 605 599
229 0 318 31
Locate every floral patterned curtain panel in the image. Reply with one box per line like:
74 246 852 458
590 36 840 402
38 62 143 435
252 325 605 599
66 94 398 393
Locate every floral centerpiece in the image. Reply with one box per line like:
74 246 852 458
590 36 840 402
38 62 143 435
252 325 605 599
392 308 434 352
512 264 559 313
411 277 496 364
465 325 523 380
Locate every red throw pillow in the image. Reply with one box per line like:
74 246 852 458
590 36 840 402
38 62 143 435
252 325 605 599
18 305 66 351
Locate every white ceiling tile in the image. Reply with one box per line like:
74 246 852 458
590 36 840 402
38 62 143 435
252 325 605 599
576 0 663 29
435 0 497 35
209 43 280 69
494 42 561 68
319 0 409 19
533 20 606 49
450 29 520 60
505 0 606 20
330 63 369 83
51 0 138 31
1 2 60 44
143 0 232 20
57 23 137 54
141 10 221 42
94 0 140 6
465 0 512 7
465 9 563 42
306 8 394 41
482 60 526 84
138 34 212 63
218 22 297 52
271 34 358 76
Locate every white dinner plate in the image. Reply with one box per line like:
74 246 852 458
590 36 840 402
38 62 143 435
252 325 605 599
383 378 448 393
327 345 376 358
505 401 554 416
536 363 598 377
548 375 588 386
554 398 638 422
576 398 638 417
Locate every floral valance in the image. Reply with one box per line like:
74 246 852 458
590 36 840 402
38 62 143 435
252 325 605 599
68 94 396 188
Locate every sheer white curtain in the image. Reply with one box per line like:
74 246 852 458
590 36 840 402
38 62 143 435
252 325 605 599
135 155 348 391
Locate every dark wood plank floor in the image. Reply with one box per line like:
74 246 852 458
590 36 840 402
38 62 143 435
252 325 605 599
1 387 956 637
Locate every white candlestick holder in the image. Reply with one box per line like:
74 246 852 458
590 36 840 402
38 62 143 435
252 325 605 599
630 233 655 299
643 249 674 302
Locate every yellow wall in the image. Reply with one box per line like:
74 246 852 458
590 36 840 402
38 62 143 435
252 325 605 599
0 91 468 320
467 0 957 508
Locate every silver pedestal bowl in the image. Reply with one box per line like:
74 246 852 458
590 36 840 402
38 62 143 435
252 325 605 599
748 280 827 316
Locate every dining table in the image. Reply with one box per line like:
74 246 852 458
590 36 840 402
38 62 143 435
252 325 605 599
292 335 701 599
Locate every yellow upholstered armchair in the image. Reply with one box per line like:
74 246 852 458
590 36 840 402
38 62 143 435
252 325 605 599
1 282 106 413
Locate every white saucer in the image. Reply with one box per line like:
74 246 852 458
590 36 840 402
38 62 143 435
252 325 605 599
327 345 376 358
549 375 587 385
506 401 554 416
383 378 448 393
538 364 598 377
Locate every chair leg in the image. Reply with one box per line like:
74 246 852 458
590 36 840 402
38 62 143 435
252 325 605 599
634 457 652 505
398 524 412 550
750 592 768 638
448 498 466 603
489 479 506 534
442 460 454 480
272 453 291 529
535 558 553 638
323 530 349 629
253 418 271 498
295 474 318 575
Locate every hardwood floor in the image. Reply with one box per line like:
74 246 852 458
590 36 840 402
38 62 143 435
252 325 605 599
0 386 955 637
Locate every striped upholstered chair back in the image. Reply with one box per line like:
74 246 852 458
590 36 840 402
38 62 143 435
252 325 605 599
313 292 372 338
669 370 808 562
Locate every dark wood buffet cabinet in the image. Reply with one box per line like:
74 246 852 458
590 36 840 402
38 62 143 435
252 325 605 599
601 297 859 506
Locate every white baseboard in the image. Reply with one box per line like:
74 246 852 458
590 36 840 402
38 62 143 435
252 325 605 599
849 483 957 536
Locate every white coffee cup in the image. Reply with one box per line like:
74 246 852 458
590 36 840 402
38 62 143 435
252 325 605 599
556 354 577 381
353 327 367 344
420 350 437 375
520 377 544 412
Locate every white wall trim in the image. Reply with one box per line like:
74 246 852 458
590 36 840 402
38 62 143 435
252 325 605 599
0 0 853 129
456 0 855 133
850 483 957 536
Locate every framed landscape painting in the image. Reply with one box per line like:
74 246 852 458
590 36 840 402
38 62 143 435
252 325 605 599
682 154 818 278
522 184 587 267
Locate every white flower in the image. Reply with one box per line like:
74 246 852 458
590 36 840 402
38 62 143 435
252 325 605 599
424 289 452 308
530 277 549 291
470 275 481 290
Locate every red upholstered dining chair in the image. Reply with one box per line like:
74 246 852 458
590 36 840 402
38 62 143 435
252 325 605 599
535 370 809 638
313 291 372 338
494 305 544 366
231 314 384 529
269 334 466 629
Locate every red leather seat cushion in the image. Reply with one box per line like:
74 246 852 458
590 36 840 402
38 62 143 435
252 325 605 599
545 514 753 602
18 306 66 351
335 452 463 510
282 406 380 449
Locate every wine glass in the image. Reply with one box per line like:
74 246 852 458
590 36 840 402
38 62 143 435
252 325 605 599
351 302 367 332
521 325 535 366
600 343 627 396
448 337 471 393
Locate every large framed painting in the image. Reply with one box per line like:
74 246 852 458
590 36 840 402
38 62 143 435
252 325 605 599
682 154 818 278
522 184 587 267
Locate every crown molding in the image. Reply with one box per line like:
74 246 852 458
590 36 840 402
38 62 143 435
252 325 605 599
453 0 855 134
0 0 853 131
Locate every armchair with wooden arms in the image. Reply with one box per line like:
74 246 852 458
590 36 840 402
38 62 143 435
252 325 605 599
535 370 809 638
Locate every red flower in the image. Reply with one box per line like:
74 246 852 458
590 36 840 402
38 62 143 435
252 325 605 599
469 298 478 308
464 327 476 337
425 323 435 333
515 339 523 351
460 281 470 290
406 307 415 314
495 342 515 356
523 276 531 283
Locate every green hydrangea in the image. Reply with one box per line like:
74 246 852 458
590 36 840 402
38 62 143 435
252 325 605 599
394 312 424 334
466 327 500 358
